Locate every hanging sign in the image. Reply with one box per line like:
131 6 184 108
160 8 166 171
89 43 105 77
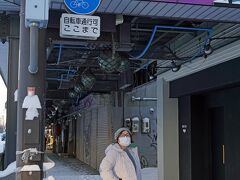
64 0 102 15
60 13 100 40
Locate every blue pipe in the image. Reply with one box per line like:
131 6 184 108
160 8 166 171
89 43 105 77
53 45 89 49
57 45 62 65
46 68 77 72
54 44 90 65
130 25 213 60
136 43 204 72
150 25 212 32
47 78 70 82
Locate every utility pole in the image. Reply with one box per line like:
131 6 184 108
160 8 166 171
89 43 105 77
16 0 46 179
5 14 19 169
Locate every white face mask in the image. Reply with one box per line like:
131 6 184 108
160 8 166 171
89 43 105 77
118 136 131 147
28 91 35 96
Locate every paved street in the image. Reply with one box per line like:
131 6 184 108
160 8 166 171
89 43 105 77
45 153 100 180
45 153 158 180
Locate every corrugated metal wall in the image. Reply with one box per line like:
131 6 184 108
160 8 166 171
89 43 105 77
83 110 91 165
76 112 84 162
97 106 112 167
75 94 113 170
90 108 97 169
76 118 80 159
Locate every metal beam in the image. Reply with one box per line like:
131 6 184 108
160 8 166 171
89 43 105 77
4 14 19 168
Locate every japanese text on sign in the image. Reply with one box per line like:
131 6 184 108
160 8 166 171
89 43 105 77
60 13 100 40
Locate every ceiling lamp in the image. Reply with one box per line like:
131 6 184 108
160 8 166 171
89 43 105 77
74 83 85 93
81 73 96 90
98 51 121 73
171 61 181 72
203 39 213 58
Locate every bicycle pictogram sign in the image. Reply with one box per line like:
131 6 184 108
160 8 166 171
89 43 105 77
70 0 89 9
64 0 101 15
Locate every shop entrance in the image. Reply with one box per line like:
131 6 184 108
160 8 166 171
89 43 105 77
208 107 225 180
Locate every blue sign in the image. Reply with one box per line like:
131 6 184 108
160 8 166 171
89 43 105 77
64 0 101 15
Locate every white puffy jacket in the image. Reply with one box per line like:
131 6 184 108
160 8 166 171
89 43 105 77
99 143 142 180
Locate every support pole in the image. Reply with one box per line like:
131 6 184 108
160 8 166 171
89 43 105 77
28 24 39 74
157 78 179 180
16 0 46 179
4 15 20 168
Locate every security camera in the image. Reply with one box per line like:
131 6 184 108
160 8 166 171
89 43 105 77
149 108 154 114
1 39 6 44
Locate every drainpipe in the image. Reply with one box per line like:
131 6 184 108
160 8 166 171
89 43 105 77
131 96 157 101
28 22 39 74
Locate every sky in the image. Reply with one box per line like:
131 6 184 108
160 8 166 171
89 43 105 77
0 76 7 116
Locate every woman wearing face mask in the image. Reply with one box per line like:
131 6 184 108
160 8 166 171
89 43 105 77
99 127 142 180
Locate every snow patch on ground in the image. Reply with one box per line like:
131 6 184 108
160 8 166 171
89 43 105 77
21 165 40 172
0 141 4 154
0 161 16 177
43 156 55 171
0 133 5 154
46 167 158 180
142 167 158 180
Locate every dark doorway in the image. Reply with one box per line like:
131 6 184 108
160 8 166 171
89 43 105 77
208 107 225 180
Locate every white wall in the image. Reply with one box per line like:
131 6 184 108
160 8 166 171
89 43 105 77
157 78 179 180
